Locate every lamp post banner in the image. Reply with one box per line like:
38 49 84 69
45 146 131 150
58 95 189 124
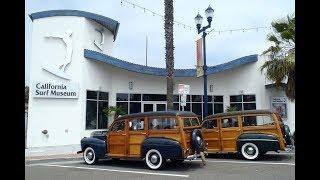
196 38 203 67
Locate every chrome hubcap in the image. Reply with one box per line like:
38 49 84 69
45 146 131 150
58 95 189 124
150 154 158 164
87 151 93 160
246 146 255 155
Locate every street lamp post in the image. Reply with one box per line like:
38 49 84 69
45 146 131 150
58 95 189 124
194 5 214 118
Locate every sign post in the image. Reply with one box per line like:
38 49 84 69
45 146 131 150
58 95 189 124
178 84 190 111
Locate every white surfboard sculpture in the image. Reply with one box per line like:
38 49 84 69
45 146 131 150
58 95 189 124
43 29 73 80
94 28 104 51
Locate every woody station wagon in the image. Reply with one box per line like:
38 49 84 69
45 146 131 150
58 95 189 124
201 110 293 160
78 111 207 170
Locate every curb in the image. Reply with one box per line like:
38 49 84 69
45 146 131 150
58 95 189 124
26 154 82 161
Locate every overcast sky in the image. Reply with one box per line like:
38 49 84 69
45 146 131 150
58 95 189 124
25 0 294 85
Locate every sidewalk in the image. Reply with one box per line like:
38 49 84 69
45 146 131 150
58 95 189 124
25 144 82 161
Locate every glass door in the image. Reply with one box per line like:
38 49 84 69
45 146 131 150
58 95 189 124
143 104 154 112
142 103 167 112
156 104 166 111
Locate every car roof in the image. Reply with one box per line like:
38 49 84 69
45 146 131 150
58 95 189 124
115 111 197 121
204 109 278 120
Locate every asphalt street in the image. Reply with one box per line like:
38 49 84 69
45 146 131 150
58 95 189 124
25 152 295 180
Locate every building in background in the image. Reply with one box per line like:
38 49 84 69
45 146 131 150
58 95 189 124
27 10 295 148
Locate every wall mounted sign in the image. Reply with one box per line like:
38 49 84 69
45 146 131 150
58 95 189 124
178 84 190 95
271 97 287 118
128 81 134 90
32 81 79 99
93 28 104 51
43 29 73 80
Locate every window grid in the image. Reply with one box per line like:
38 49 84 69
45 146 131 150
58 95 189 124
86 90 109 130
230 94 256 111
116 93 223 118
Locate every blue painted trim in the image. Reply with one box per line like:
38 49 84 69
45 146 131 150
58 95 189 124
84 49 258 77
29 10 120 41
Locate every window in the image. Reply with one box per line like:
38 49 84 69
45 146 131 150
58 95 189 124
130 94 141 101
116 93 128 101
221 117 239 128
129 118 144 131
213 96 223 114
116 102 128 115
242 115 274 127
230 95 256 111
130 102 141 113
116 93 141 114
192 103 202 115
192 95 202 102
143 94 166 101
148 117 178 130
111 120 125 132
173 103 180 110
183 117 200 127
180 103 191 111
203 119 218 129
86 91 108 130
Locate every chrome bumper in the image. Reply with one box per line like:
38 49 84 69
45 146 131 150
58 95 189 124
186 151 208 160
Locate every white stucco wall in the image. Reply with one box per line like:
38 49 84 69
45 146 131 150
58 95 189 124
27 16 115 147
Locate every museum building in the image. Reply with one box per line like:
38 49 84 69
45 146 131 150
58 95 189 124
27 10 295 148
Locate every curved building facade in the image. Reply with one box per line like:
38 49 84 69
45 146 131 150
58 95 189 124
27 10 295 148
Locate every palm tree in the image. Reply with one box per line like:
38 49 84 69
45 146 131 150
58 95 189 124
261 14 295 101
103 106 126 120
164 0 174 110
226 106 237 112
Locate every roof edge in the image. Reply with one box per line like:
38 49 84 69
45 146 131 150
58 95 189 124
84 49 259 77
29 10 120 41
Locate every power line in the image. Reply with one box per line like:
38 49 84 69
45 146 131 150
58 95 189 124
119 0 272 35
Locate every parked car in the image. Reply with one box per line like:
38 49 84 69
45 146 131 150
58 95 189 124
78 111 207 170
201 109 292 160
90 130 107 141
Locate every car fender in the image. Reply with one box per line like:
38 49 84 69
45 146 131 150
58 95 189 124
80 137 106 159
141 137 182 159
236 133 280 153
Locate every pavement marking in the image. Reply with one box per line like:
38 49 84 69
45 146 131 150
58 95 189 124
195 159 295 166
26 160 84 166
32 164 190 178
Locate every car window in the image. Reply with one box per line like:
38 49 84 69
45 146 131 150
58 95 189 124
129 118 144 131
203 119 218 129
184 118 192 127
184 117 200 127
110 120 125 132
221 117 238 128
242 115 274 127
148 117 178 130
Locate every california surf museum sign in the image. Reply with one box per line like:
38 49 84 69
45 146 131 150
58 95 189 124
32 82 79 98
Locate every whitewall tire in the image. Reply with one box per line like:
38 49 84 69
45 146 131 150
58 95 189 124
145 149 164 170
83 147 98 165
241 142 259 160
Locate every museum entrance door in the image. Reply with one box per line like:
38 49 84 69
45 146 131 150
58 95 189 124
142 102 166 112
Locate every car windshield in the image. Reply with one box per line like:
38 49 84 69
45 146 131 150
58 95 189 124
183 117 200 127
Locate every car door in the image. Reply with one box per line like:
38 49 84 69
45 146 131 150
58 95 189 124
127 117 147 158
202 118 221 152
219 116 242 152
107 120 127 157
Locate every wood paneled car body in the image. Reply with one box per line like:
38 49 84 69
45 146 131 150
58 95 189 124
201 110 292 160
78 111 207 170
